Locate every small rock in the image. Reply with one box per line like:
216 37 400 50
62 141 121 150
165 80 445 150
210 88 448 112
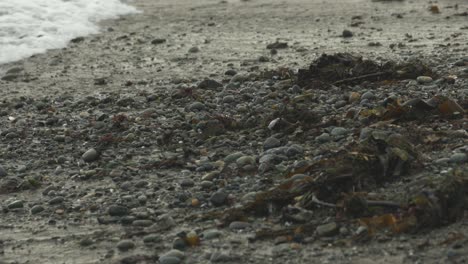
132 220 153 227
316 222 338 237
0 165 7 177
159 256 181 264
151 38 166 45
202 229 223 240
210 191 229 206
229 221 251 230
450 153 467 163
225 69 237 76
224 152 244 163
79 237 94 247
117 240 135 251
161 249 185 260
187 101 206 111
416 76 433 84
342 29 353 38
361 91 375 100
188 46 200 53
48 196 64 205
7 200 23 209
236 156 256 167
263 137 281 151
198 79 223 90
82 148 99 162
210 252 231 262
108 205 129 216
31 205 45 214
330 127 348 137
172 238 187 250
143 234 162 244
316 133 331 143
180 179 195 188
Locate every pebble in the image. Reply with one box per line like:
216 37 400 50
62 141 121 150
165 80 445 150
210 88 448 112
158 256 181 264
342 29 353 38
210 252 232 262
224 152 244 163
316 132 331 143
450 153 467 163
187 101 206 111
316 222 338 237
180 179 195 188
7 200 24 209
82 148 99 162
361 91 375 100
229 221 251 230
198 79 223 90
188 46 200 53
330 127 348 137
210 191 228 206
172 238 187 250
0 165 7 177
143 234 162 244
236 156 256 167
161 249 185 260
200 180 213 189
48 196 64 205
416 76 433 84
108 205 129 216
225 69 237 76
263 137 281 150
202 229 223 240
132 220 153 227
31 205 45 214
116 240 135 251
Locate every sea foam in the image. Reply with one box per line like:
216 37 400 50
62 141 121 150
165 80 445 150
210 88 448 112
0 0 139 64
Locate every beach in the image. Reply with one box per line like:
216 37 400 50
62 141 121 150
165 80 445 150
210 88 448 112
0 0 467 263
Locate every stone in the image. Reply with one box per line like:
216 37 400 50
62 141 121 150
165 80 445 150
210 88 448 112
188 46 200 53
316 133 331 143
342 29 353 38
187 101 206 111
263 137 281 151
143 234 162 244
361 91 375 100
151 38 166 44
416 76 433 84
172 238 187 250
210 191 228 206
224 152 244 163
202 229 223 240
316 222 338 237
117 240 135 251
108 205 129 216
159 256 181 264
31 205 45 214
82 148 99 162
330 127 348 137
132 220 153 227
198 79 223 90
0 165 7 177
450 153 467 163
236 156 256 167
229 221 251 230
48 196 64 205
7 200 24 209
161 249 185 260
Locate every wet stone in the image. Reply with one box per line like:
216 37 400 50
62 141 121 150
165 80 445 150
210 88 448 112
263 137 281 151
132 220 153 227
224 152 244 163
210 191 228 207
236 156 256 167
180 179 195 188
361 91 376 100
117 240 135 251
48 196 64 205
0 165 7 177
202 229 223 240
7 200 24 209
342 29 353 38
316 133 331 143
159 256 181 264
416 76 433 84
229 221 251 230
108 205 129 216
330 127 348 137
316 222 339 237
82 148 99 162
450 153 467 163
31 205 45 214
143 234 162 244
187 101 206 111
172 238 187 250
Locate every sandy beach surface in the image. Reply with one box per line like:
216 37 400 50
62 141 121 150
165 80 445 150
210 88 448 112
0 0 467 263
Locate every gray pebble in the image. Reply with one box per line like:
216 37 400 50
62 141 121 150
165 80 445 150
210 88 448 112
7 200 24 209
0 165 7 177
416 76 433 84
108 205 129 216
236 156 256 167
132 220 153 227
180 179 195 188
450 153 467 163
172 238 187 250
143 234 162 244
117 240 135 251
31 205 45 214
361 91 375 100
48 196 64 205
82 148 99 162
263 137 281 151
202 229 223 240
316 132 331 143
330 127 348 137
159 256 181 264
224 152 244 163
316 222 338 237
210 191 228 207
187 101 206 111
229 221 251 230
188 46 200 53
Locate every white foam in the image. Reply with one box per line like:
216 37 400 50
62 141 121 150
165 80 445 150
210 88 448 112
0 0 139 64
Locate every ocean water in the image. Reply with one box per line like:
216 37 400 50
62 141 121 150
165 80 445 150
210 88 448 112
0 0 139 64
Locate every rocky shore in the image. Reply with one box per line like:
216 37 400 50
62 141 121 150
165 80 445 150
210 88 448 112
0 0 467 263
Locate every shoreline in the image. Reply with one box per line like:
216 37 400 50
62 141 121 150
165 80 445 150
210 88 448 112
0 0 467 263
